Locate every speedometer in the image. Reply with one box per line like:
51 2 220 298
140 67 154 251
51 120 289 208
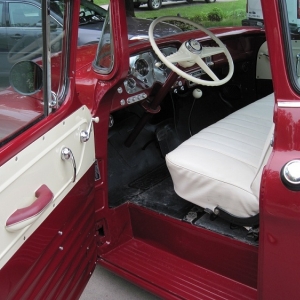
135 59 149 77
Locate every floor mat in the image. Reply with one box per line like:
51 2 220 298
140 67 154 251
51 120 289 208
108 114 165 203
129 164 170 190
131 177 194 220
193 212 259 246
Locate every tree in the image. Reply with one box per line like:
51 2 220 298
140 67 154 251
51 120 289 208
125 0 135 17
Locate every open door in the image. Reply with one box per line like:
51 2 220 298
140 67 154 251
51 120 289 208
0 1 97 298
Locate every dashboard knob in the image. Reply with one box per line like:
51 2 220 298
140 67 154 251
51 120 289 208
193 88 203 99
127 78 136 89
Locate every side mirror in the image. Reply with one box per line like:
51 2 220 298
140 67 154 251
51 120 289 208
9 61 43 95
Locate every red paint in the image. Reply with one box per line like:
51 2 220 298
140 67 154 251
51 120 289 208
0 89 43 144
2 0 300 299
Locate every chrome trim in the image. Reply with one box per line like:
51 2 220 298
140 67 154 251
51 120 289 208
125 47 176 94
283 160 300 185
42 0 52 115
57 0 71 106
49 91 58 108
278 102 300 107
185 39 202 54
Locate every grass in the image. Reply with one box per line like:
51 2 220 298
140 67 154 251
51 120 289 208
135 0 247 27
94 0 109 5
93 0 247 27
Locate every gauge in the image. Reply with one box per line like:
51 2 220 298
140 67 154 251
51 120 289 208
135 59 149 77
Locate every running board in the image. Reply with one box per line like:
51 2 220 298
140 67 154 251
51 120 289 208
100 239 257 299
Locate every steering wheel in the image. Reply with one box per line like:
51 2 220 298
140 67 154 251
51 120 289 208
149 16 234 87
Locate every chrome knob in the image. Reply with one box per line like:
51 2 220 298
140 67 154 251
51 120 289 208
281 160 300 191
80 117 99 143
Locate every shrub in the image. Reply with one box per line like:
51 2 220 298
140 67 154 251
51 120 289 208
191 13 208 23
166 14 208 31
207 8 223 22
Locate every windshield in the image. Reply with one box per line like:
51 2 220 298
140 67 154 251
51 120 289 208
94 0 249 73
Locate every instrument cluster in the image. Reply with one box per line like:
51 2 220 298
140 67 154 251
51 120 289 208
124 46 177 95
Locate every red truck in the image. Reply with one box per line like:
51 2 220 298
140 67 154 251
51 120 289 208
0 0 299 299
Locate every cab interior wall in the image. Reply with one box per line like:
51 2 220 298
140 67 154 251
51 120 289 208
107 31 272 245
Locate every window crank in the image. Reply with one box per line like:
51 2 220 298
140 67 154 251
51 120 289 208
80 117 99 143
61 147 77 183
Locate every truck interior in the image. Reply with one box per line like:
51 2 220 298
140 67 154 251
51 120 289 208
82 4 276 297
2 0 299 298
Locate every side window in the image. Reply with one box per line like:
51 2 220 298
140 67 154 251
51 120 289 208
0 1 69 147
282 0 300 90
94 7 114 74
9 3 41 27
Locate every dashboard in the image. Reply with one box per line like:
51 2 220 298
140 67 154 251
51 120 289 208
118 46 214 108
110 44 213 111
123 47 177 103
109 31 267 112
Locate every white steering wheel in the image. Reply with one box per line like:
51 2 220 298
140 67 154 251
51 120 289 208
149 16 234 87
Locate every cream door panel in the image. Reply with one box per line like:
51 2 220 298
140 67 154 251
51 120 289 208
0 106 96 269
257 41 300 81
291 40 300 83
256 41 271 80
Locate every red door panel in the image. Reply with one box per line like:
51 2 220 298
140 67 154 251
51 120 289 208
0 168 97 299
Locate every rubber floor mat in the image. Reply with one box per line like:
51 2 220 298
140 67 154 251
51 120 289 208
129 164 170 190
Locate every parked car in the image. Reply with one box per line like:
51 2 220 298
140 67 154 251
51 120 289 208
0 0 181 82
1 0 300 299
0 0 106 78
133 0 215 10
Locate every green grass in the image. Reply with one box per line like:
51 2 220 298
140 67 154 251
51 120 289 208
94 0 109 5
135 0 247 27
93 0 247 27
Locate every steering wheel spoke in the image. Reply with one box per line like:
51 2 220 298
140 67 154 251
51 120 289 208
166 49 192 63
195 56 219 81
201 46 225 58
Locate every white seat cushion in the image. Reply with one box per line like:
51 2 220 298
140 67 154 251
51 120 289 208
166 94 274 218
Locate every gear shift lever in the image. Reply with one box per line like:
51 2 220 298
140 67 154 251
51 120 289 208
189 88 203 136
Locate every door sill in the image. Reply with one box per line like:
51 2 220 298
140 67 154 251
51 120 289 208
100 238 257 299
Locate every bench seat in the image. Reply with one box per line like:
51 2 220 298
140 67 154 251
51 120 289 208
166 94 274 218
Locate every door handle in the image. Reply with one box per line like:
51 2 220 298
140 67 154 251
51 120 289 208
6 185 54 232
61 147 76 182
10 34 23 40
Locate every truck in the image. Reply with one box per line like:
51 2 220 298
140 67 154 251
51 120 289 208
243 0 300 32
1 0 300 299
